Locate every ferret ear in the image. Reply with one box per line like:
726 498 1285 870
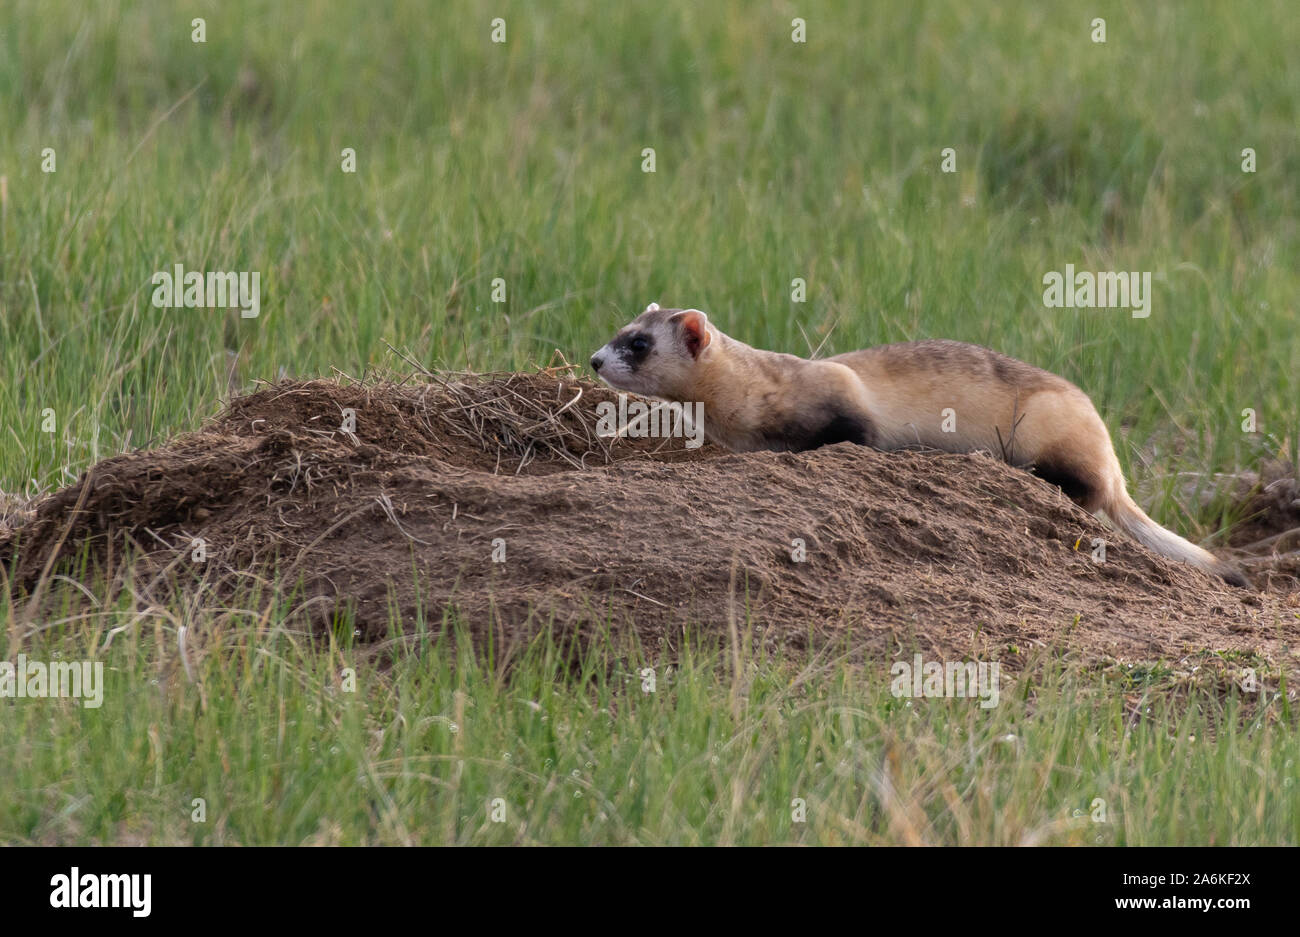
645 301 660 312
672 309 711 358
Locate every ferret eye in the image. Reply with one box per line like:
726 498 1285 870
630 337 649 353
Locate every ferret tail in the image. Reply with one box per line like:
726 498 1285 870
1102 488 1250 589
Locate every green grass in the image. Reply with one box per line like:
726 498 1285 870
4 586 1296 846
2 0 1298 844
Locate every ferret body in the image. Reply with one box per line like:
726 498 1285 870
590 304 1248 588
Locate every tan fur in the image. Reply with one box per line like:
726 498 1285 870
591 308 1249 587
685 335 873 452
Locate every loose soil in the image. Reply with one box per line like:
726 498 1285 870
3 372 1297 678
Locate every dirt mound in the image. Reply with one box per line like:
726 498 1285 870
1225 461 1300 591
3 373 1297 676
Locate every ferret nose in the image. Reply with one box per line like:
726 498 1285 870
590 354 604 372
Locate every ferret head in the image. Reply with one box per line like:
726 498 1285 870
589 303 715 399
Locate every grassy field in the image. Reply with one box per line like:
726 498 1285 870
2 0 1298 844
5 595 1298 846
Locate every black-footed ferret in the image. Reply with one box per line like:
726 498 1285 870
590 303 1249 588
